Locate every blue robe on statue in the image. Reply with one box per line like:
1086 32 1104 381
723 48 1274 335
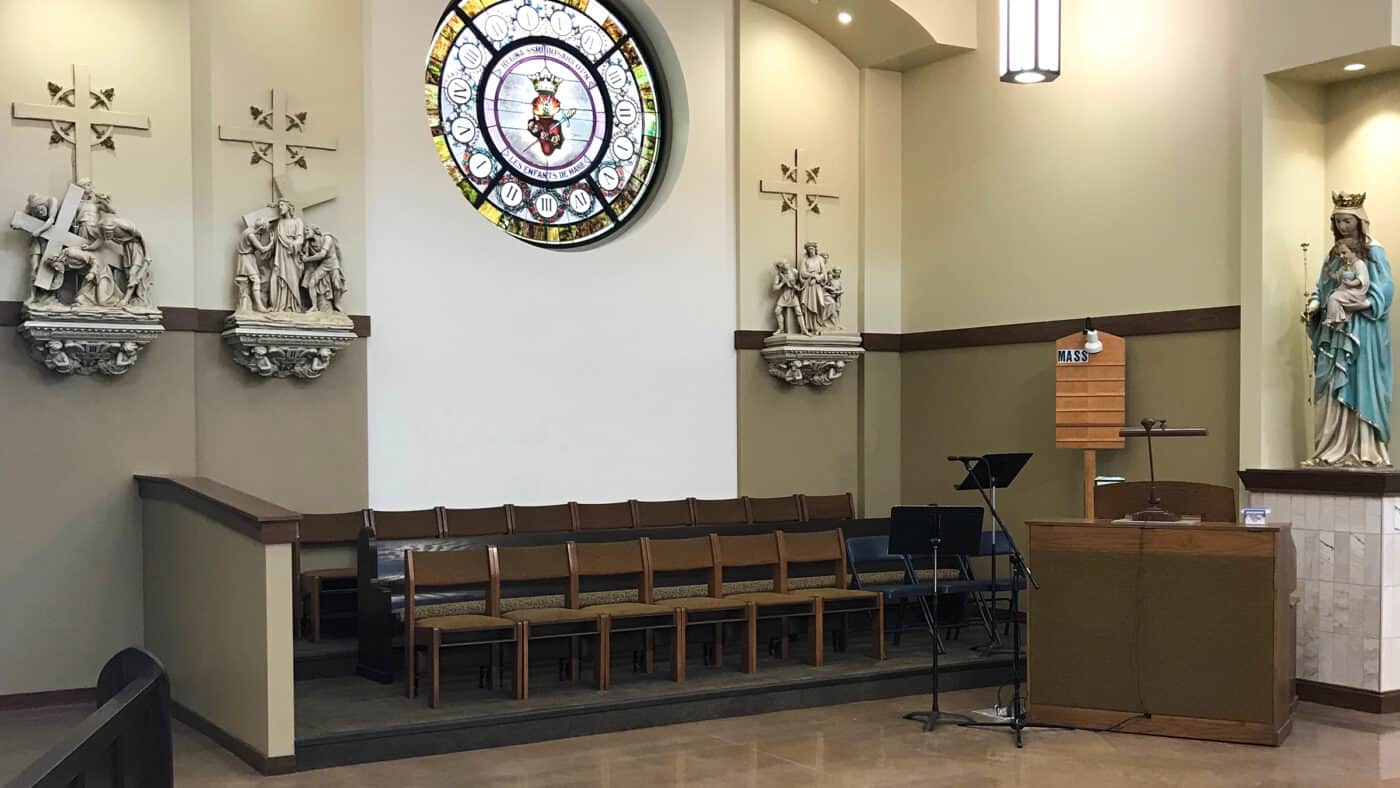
1311 242 1393 443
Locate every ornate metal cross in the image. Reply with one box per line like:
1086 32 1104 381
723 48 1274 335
219 89 339 225
759 148 842 263
11 64 151 182
9 184 88 263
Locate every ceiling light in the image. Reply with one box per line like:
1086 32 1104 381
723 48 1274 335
1000 0 1061 84
1344 63 1367 72
837 11 853 24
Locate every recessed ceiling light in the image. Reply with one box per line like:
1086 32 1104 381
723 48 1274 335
837 11 853 24
1344 63 1367 72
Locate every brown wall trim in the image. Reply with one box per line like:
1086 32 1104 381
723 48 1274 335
0 301 371 338
135 475 300 545
0 687 95 710
172 701 297 776
734 306 1239 352
1296 679 1400 714
1239 468 1400 496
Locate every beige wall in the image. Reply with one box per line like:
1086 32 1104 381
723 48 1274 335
0 0 368 694
142 499 294 759
903 331 1241 547
901 0 1243 332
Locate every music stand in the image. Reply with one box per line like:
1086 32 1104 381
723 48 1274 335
891 506 983 731
954 453 1031 649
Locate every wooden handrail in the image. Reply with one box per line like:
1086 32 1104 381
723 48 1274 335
8 648 173 788
135 475 300 545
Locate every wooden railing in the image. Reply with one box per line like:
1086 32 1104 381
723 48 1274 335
7 648 173 788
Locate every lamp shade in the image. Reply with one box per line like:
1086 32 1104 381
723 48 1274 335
1000 0 1060 84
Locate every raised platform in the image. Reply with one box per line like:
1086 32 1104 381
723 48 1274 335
292 637 1009 771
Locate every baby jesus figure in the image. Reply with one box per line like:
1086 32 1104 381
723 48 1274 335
1324 238 1372 327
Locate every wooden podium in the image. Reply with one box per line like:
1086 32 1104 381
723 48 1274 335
1026 519 1296 746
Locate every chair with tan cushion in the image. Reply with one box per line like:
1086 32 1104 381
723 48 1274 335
494 544 603 696
781 529 885 660
643 536 756 678
370 508 442 539
295 510 366 641
632 499 694 528
575 501 637 531
510 503 578 534
800 493 855 522
693 497 751 526
442 505 511 537
404 548 520 707
714 532 823 666
746 495 803 524
570 540 678 688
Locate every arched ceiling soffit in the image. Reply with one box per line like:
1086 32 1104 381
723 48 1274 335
751 0 976 71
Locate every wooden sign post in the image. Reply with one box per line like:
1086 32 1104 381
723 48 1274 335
1055 330 1126 519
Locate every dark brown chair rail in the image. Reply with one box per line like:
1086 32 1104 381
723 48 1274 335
134 475 301 545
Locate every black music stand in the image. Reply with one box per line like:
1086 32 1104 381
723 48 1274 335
891 506 983 732
954 453 1031 649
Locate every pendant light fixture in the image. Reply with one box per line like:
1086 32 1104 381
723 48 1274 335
1000 0 1060 84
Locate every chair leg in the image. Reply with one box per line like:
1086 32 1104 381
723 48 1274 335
517 622 530 700
713 623 724 668
309 577 322 642
570 637 580 682
893 600 905 647
596 616 611 691
644 630 655 673
429 629 442 709
744 604 758 674
672 609 687 683
779 618 790 659
872 597 886 660
405 625 416 699
489 644 501 690
807 599 825 667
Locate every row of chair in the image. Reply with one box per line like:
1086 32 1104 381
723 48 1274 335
294 493 855 641
401 529 885 707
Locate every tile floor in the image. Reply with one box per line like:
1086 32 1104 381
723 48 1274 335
8 688 1400 786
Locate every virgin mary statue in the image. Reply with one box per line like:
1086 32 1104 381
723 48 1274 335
1305 192 1393 466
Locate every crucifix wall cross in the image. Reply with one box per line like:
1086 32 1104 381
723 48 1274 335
11 64 151 182
219 88 339 226
759 148 842 262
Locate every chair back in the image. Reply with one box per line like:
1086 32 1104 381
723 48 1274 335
694 497 751 525
511 503 577 534
299 511 366 544
800 492 855 521
633 499 694 527
442 505 511 537
370 508 442 539
1094 481 1237 523
715 532 785 591
494 543 576 607
405 548 498 618
781 528 849 589
644 536 720 598
747 495 803 524
575 501 636 531
572 539 645 577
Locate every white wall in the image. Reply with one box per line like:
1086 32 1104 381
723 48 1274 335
365 0 738 507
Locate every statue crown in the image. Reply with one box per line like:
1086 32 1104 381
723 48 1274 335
1333 191 1367 210
531 68 562 96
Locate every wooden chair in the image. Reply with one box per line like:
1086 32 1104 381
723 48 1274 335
800 493 855 521
1094 481 1237 523
570 540 679 688
369 508 442 539
574 501 637 531
403 548 521 708
693 497 751 526
494 544 604 697
781 529 885 660
746 495 803 524
442 505 511 537
295 511 365 641
714 532 824 666
510 503 578 534
643 536 757 679
633 499 694 528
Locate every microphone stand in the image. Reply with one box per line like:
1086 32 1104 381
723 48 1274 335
952 456 1068 748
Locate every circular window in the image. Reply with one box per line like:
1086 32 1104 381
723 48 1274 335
427 0 667 248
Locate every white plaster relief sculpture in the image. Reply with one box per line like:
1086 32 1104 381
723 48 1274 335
762 240 863 387
221 196 355 380
8 68 162 376
9 181 163 375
